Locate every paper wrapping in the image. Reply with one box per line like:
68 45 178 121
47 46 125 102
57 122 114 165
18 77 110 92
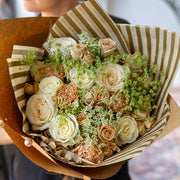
0 0 179 178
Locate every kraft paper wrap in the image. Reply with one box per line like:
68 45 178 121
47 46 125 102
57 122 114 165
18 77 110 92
0 0 179 179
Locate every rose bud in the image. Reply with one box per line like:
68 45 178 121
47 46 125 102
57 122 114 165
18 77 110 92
136 121 146 135
95 90 109 105
83 89 95 106
80 51 94 63
24 83 39 95
110 92 128 113
76 113 87 125
70 44 87 60
99 38 116 56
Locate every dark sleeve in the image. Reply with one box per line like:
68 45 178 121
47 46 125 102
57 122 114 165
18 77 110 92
110 14 130 24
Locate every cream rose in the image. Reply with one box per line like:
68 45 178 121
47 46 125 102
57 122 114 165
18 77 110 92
99 63 129 92
99 38 116 56
69 68 94 89
49 114 79 147
38 76 63 97
70 44 87 60
26 94 58 131
116 116 139 145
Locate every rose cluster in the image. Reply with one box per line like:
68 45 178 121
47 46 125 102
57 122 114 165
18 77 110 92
24 32 156 163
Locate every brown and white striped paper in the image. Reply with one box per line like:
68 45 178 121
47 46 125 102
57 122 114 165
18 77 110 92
7 45 44 133
7 0 180 167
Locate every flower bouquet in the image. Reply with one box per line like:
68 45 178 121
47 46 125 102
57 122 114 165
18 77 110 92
16 31 167 165
4 0 180 178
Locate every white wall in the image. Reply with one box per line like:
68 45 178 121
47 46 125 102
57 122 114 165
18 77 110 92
14 0 38 18
98 0 180 33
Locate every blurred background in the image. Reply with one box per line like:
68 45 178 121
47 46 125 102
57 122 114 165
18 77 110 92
0 0 180 180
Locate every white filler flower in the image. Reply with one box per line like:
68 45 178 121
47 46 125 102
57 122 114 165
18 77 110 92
49 114 79 147
99 63 129 92
39 76 63 97
69 68 94 89
116 116 139 145
26 94 58 131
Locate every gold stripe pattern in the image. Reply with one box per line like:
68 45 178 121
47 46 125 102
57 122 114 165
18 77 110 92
50 0 130 54
135 25 143 53
145 26 151 64
12 49 43 58
7 47 44 135
12 45 44 59
125 25 134 53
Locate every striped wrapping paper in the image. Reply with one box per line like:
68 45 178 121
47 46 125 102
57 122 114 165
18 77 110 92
7 45 44 133
7 0 180 167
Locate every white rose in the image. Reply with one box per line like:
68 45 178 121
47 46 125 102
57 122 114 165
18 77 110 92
26 94 58 131
116 116 139 145
69 68 94 89
49 114 79 147
38 76 63 97
43 37 77 54
99 63 129 92
99 38 116 56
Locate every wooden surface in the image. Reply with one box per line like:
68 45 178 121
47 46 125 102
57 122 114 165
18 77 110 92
0 17 58 55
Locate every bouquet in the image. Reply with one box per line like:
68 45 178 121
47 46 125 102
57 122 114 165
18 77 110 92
5 1 180 177
21 32 165 164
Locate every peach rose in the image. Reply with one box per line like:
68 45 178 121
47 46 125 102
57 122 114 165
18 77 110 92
98 124 117 141
99 38 116 56
80 51 94 63
70 44 87 60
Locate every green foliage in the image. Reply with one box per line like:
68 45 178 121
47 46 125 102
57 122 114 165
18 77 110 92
21 49 35 65
59 98 83 116
122 53 165 118
21 49 42 77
